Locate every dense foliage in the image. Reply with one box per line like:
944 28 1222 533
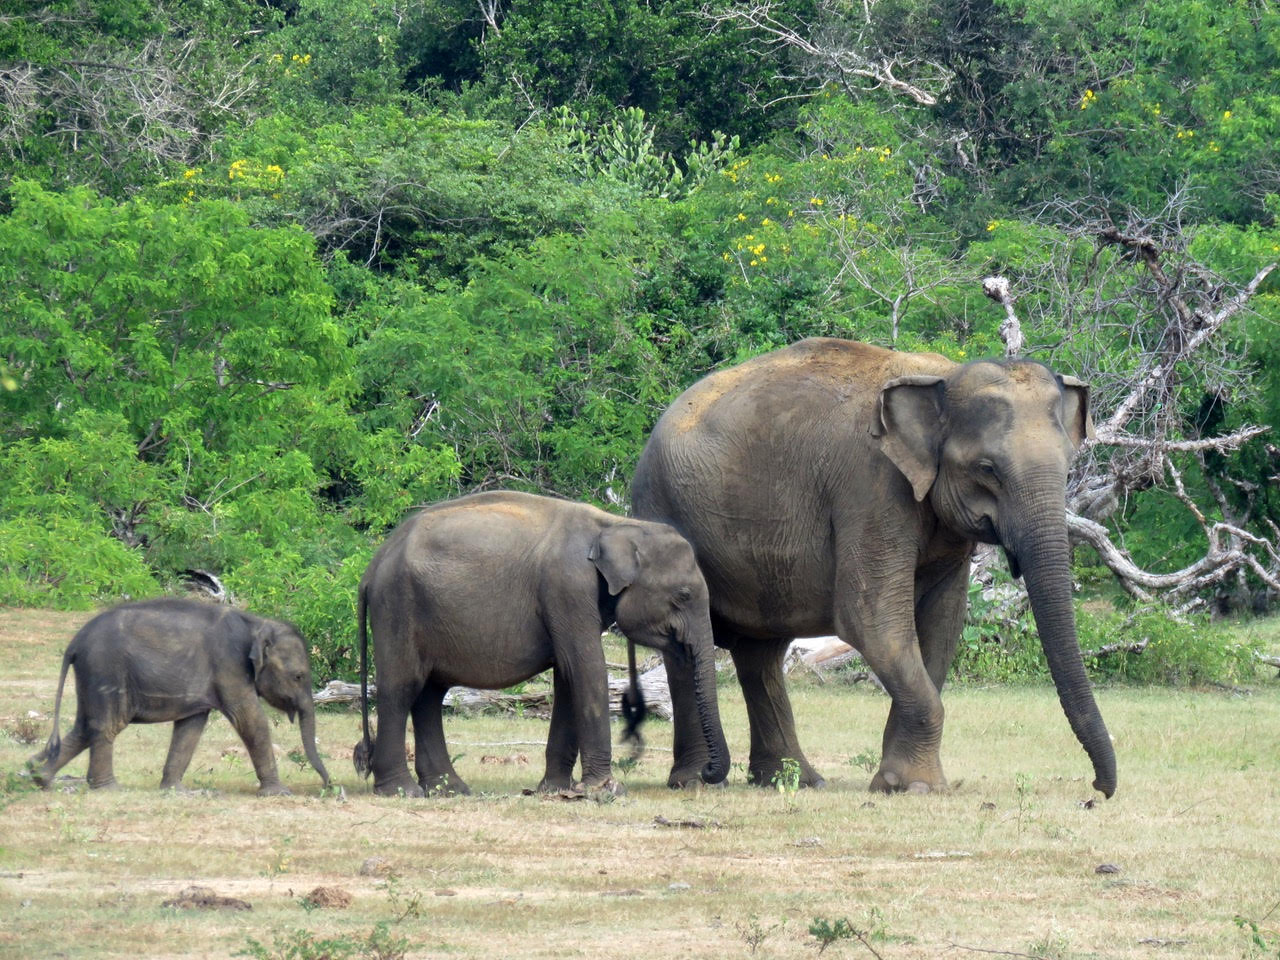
2 0 1278 681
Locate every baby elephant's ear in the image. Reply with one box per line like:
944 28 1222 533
247 618 275 680
590 525 642 596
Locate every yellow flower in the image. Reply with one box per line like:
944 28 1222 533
183 168 198 179
1223 110 1232 120
986 220 999 232
736 212 747 221
810 197 823 206
766 197 777 205
761 218 773 226
1079 89 1096 110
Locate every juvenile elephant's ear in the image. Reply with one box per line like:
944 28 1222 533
1058 374 1095 450
590 525 642 596
872 374 946 502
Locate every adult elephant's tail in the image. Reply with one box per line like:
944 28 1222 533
352 582 374 778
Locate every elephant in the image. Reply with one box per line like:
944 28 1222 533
631 337 1116 797
29 597 331 796
351 490 729 797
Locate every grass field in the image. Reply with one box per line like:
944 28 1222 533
2 606 1279 960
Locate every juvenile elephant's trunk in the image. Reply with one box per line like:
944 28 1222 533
298 705 330 787
1012 513 1116 798
692 641 730 785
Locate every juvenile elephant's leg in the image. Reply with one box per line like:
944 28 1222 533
223 701 289 797
554 630 616 792
411 683 469 796
538 668 579 792
731 637 825 788
160 712 210 790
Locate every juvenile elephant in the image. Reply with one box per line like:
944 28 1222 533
632 337 1116 797
352 490 729 797
29 597 331 796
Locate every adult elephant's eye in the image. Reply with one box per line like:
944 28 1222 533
976 460 1000 482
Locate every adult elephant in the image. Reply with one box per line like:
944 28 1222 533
352 491 729 797
631 337 1116 797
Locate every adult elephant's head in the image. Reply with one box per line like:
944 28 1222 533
591 522 730 785
873 358 1116 797
250 618 331 788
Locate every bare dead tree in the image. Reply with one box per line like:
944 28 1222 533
699 1 953 108
980 208 1280 613
0 21 260 186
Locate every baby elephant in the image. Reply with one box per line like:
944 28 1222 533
29 597 331 796
353 490 730 797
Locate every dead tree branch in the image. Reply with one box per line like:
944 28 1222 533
699 1 952 107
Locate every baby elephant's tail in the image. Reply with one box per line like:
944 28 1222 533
34 648 74 766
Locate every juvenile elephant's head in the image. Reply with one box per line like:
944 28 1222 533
873 358 1116 797
249 619 331 787
591 522 730 784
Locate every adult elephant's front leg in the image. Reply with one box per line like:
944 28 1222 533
731 637 825 788
872 560 969 793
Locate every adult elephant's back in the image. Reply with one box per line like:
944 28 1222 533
632 338 943 641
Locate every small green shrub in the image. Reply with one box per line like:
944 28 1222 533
1078 608 1257 685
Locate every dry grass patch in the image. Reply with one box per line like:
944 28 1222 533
2 606 1280 959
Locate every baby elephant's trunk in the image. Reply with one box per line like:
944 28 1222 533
298 707 330 787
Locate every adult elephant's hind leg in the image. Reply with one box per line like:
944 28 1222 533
370 675 425 797
731 636 825 788
160 712 210 790
411 683 469 796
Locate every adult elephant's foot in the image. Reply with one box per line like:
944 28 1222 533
420 774 470 797
869 756 947 794
578 777 625 799
88 777 120 790
745 756 826 790
374 776 425 798
256 782 293 797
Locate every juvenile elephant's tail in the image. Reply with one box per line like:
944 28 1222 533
352 583 374 778
35 647 74 764
620 638 647 754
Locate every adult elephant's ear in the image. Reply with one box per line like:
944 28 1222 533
1058 374 1095 449
872 374 946 502
590 525 641 596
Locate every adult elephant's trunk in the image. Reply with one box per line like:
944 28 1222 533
297 705 331 787
1010 509 1116 798
691 637 730 785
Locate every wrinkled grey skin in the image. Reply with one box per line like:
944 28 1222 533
29 597 330 796
353 491 729 797
632 338 1116 798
